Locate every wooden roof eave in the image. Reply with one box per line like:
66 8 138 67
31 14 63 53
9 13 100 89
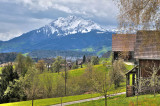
125 65 138 75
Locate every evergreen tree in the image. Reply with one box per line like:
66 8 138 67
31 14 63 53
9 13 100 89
76 60 78 65
0 65 19 103
83 55 86 63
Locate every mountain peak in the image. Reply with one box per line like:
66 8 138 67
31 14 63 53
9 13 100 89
0 15 113 53
37 15 106 36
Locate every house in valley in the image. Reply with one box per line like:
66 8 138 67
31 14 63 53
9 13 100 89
126 31 160 97
112 34 136 61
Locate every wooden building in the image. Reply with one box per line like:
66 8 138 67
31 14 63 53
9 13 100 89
126 31 160 97
112 34 136 61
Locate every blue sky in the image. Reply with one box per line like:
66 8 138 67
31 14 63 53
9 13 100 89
0 0 118 41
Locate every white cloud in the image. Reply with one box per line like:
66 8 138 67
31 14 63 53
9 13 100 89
54 4 72 13
1 0 118 17
0 30 22 41
0 17 52 41
0 0 118 41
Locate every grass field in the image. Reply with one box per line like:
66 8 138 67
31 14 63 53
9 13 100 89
70 94 160 106
1 58 133 106
1 62 128 106
0 66 3 73
1 83 125 106
0 67 2 80
0 93 100 106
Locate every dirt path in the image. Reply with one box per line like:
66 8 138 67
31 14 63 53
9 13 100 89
51 92 126 106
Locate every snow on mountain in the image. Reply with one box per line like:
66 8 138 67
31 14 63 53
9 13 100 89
0 15 114 53
36 15 106 36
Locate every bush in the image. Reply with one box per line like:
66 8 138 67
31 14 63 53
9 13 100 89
72 63 78 69
91 56 99 65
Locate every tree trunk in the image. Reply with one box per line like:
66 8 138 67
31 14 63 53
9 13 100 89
61 97 62 106
32 96 34 106
136 93 138 106
104 94 107 106
154 77 156 97
47 64 49 71
154 86 156 97
114 82 117 89
65 57 67 96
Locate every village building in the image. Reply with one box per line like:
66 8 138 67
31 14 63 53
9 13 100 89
112 34 136 61
126 31 160 97
77 59 83 65
0 62 13 67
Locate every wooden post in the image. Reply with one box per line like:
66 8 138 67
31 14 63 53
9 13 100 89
126 74 128 97
132 74 135 95
112 52 114 64
128 74 130 85
133 74 135 85
126 74 130 97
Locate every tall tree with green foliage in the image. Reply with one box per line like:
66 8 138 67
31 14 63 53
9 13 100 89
52 56 63 74
3 79 27 103
15 54 34 77
15 53 27 77
109 59 125 89
40 72 54 98
22 66 40 106
36 60 45 73
25 56 34 68
0 65 19 103
92 70 111 106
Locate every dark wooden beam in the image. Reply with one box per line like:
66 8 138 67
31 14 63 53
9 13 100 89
132 74 135 95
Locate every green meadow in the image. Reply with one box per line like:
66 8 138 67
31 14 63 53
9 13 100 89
70 94 160 106
0 57 134 106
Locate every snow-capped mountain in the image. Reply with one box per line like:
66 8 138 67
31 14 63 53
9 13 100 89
0 16 114 55
37 15 106 36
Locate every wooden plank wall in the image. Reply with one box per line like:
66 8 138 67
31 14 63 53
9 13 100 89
139 59 160 77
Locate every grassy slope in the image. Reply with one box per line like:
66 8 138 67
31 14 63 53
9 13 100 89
0 93 100 106
97 46 108 55
1 64 109 106
1 84 126 106
0 67 3 74
1 59 132 106
70 94 160 106
82 47 95 52
0 67 2 80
